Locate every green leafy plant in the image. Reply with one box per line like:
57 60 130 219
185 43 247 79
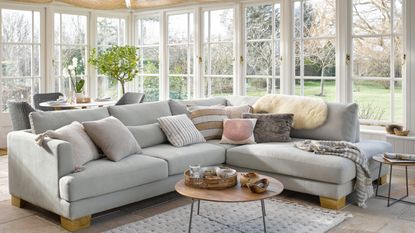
88 45 140 95
64 57 85 93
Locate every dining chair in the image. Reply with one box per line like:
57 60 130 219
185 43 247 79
7 101 36 131
33 92 64 111
115 92 145 105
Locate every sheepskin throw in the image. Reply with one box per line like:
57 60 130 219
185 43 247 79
252 94 328 129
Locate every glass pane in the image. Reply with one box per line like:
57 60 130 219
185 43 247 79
97 17 120 46
274 78 281 94
33 45 40 77
394 0 403 34
97 76 118 100
53 45 60 76
138 17 160 45
353 37 391 77
393 80 403 123
168 14 189 44
141 47 159 74
34 12 40 43
246 78 271 96
275 40 281 76
209 9 233 42
294 41 301 76
246 5 272 40
1 79 33 111
2 45 31 77
120 19 126 45
275 3 281 38
246 41 272 76
353 80 391 122
62 46 86 76
54 13 60 43
210 43 233 75
142 76 159 102
189 13 194 43
169 46 188 74
303 79 336 101
353 0 391 35
61 14 87 44
203 77 233 97
2 9 32 43
169 76 193 100
303 0 336 38
294 1 302 38
394 36 403 78
304 39 335 77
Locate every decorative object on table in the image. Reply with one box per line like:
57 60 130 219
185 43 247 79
243 113 294 143
200 166 219 177
33 92 64 111
385 124 403 134
220 118 257 145
89 45 140 95
189 165 201 178
247 178 270 194
383 152 415 162
393 128 410 136
216 168 237 178
105 198 350 233
64 57 87 104
184 168 237 190
115 92 145 105
240 172 260 187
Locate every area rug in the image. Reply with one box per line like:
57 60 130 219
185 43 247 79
105 198 351 233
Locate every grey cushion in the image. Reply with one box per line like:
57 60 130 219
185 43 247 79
109 101 172 126
243 113 293 143
142 143 226 175
128 123 167 148
29 108 110 134
83 117 141 161
158 114 206 147
59 154 168 201
226 139 357 184
226 96 260 106
168 100 189 116
290 103 359 142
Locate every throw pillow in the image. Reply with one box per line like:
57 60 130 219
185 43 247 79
224 105 252 119
243 113 293 143
190 107 228 140
127 123 167 148
220 119 257 145
158 114 206 147
83 116 142 162
35 121 100 168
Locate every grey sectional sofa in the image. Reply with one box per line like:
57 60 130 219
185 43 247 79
7 96 392 231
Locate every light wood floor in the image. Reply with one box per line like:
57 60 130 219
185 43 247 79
1 155 415 233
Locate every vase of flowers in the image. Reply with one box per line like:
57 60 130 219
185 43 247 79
64 57 88 103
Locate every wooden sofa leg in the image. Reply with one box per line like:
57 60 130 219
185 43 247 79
320 196 346 210
60 215 91 232
378 175 388 185
11 195 24 208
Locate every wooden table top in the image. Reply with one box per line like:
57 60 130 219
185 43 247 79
175 173 284 202
373 154 415 166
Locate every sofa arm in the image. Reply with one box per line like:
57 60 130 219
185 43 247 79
7 131 74 200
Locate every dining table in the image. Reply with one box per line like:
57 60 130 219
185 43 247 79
39 100 116 110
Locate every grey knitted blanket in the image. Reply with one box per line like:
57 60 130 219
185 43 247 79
294 140 373 208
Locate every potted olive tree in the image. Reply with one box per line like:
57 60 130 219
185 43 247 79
88 45 139 95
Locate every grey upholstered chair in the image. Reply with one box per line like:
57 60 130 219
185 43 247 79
33 92 63 111
7 101 36 131
115 92 145 105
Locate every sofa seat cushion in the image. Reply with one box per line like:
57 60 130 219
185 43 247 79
142 143 226 175
59 154 168 202
207 140 237 150
356 140 393 174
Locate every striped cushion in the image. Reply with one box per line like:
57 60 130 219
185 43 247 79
158 114 206 147
190 108 228 140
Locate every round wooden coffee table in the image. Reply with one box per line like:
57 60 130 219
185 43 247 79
175 173 284 233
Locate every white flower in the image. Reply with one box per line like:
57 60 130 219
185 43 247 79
62 69 69 77
68 65 74 71
70 69 76 77
72 57 78 67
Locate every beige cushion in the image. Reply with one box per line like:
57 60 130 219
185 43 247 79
158 114 206 147
83 116 141 161
224 105 252 119
190 107 228 140
40 121 100 167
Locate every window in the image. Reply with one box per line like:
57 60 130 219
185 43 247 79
136 16 160 102
202 8 234 97
96 16 126 99
244 3 280 96
352 0 403 124
168 12 194 100
1 9 41 112
53 13 87 96
294 0 336 101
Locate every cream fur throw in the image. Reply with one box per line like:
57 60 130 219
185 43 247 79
252 95 328 129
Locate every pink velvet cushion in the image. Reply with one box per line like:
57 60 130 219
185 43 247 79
220 119 257 145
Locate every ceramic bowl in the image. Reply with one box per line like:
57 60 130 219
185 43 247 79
216 168 237 178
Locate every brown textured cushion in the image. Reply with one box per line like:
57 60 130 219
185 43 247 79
243 113 293 143
83 116 142 161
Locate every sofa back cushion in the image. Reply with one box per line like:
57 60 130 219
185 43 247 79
168 97 227 115
108 100 171 126
29 108 110 134
290 102 359 142
226 96 260 106
128 123 167 148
